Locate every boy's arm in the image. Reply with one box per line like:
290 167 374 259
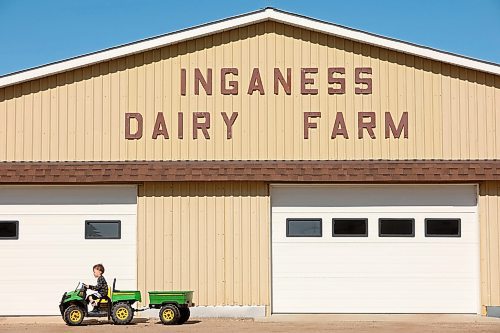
85 281 98 290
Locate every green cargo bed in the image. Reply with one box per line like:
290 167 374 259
148 291 194 308
112 290 142 303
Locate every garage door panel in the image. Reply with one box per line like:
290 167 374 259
274 217 476 240
271 185 477 208
0 186 137 205
0 215 136 242
271 185 479 314
0 186 137 316
273 247 478 277
273 277 478 313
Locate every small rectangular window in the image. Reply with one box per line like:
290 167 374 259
85 220 121 239
286 218 322 237
0 221 18 240
425 218 461 237
332 218 368 237
379 218 415 237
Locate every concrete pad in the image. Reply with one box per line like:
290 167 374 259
1 317 500 333
256 314 500 323
0 316 62 325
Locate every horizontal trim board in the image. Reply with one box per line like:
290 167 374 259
0 160 499 183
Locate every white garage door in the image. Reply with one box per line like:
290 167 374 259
271 185 480 314
0 186 137 315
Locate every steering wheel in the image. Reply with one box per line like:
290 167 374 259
75 282 87 291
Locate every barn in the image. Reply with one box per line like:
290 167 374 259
0 8 499 317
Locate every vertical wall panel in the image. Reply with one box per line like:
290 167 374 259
479 181 500 312
137 182 270 307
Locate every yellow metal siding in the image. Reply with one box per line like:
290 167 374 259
479 181 500 309
137 182 270 306
0 22 499 161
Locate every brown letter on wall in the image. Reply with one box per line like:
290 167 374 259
331 112 349 139
180 68 186 96
301 68 318 95
328 67 345 95
193 112 211 139
247 68 265 95
355 67 372 94
358 112 376 139
125 113 143 140
274 68 291 95
178 112 184 139
194 68 213 95
221 112 238 139
385 112 408 138
152 112 169 139
304 112 321 139
221 68 239 95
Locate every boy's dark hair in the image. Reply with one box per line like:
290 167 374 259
93 264 105 274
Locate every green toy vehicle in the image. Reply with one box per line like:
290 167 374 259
148 291 194 325
59 279 141 326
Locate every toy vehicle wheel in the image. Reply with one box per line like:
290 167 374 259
159 304 180 325
111 302 134 325
63 305 85 326
177 307 190 324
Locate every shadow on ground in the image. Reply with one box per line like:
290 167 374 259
81 318 201 326
81 317 149 326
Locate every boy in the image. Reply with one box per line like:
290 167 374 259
84 264 109 312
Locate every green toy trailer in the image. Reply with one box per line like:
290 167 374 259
148 291 194 325
59 279 141 326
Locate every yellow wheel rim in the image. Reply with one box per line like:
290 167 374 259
116 307 129 320
70 309 82 322
162 309 174 321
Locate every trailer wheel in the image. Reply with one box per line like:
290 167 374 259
63 305 85 326
177 307 190 324
111 302 134 325
159 304 180 325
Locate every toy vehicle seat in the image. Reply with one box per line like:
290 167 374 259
97 287 112 304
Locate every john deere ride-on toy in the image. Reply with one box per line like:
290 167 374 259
59 279 195 326
59 279 141 326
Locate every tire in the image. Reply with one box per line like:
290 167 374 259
111 302 134 325
177 307 190 325
159 304 180 325
63 305 85 326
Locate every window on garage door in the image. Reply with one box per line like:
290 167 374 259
425 218 461 237
0 221 18 240
85 220 121 239
379 218 415 237
332 218 368 237
286 218 322 237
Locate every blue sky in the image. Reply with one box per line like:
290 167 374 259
0 0 499 76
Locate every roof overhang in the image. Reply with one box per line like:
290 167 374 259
1 7 499 89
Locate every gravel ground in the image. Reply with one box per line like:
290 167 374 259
1 317 500 333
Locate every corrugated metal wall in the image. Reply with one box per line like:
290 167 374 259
137 182 270 307
0 22 499 161
479 181 500 312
